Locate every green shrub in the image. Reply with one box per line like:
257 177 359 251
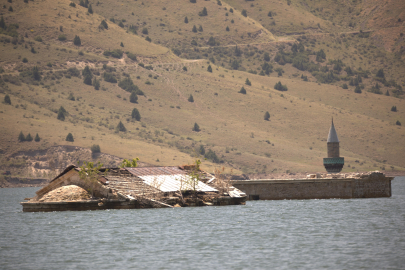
118 77 143 95
34 133 40 142
204 149 220 163
58 34 66 41
103 72 117 83
207 65 212 72
103 49 123 58
131 108 141 121
127 52 137 61
342 83 348 89
184 17 188 23
239 87 246 94
145 36 151 42
198 25 203 32
396 120 401 126
241 9 247 17
34 36 42 42
226 26 229 31
354 85 362 93
66 133 74 142
142 27 148 35
83 74 92 85
32 66 41 81
67 67 80 77
88 4 93 14
245 78 251 86
192 25 197 33
67 93 75 101
183 66 187 71
274 81 288 91
207 36 217 46
391 106 397 112
91 144 100 154
188 94 194 102
69 2 76 7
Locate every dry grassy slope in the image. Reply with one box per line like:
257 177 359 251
223 0 335 36
2 58 404 174
90 0 275 49
1 0 405 175
2 0 168 56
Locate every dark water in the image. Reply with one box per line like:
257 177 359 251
1 177 405 270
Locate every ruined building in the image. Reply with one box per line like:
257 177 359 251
323 119 344 173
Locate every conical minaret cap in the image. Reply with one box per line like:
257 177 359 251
327 118 339 143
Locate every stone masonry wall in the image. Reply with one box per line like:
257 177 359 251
233 174 392 200
327 142 340 157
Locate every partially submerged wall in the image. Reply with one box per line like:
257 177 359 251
232 172 393 200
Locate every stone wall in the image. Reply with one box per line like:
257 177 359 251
232 173 393 200
327 142 340 157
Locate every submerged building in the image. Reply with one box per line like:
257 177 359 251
323 119 344 173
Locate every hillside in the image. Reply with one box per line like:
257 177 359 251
0 0 404 181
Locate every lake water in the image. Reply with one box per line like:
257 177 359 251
1 177 405 270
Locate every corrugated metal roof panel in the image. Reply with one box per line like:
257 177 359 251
125 167 186 176
139 174 218 192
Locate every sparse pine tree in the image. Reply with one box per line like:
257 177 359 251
183 66 188 71
207 65 212 72
93 78 100 90
385 90 390 96
100 20 108 29
376 68 385 78
0 16 5 29
192 25 197 32
25 133 33 142
198 25 203 32
34 133 40 142
88 4 93 14
241 9 247 17
226 26 229 31
120 42 124 47
116 121 127 132
188 94 194 102
184 16 188 23
4 94 11 104
354 85 362 93
193 122 200 132
66 133 74 142
396 120 401 126
18 131 25 142
198 7 207 16
84 0 89 8
83 74 92 85
57 110 65 121
73 35 81 46
32 66 41 81
229 8 233 13
130 92 138 103
245 78 251 86
199 145 205 155
239 87 246 94
131 108 141 121
391 106 397 112
264 111 270 121
264 52 270 61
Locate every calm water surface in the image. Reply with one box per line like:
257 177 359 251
1 177 405 270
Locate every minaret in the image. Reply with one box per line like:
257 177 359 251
323 118 344 173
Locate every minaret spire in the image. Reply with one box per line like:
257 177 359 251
323 118 344 173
